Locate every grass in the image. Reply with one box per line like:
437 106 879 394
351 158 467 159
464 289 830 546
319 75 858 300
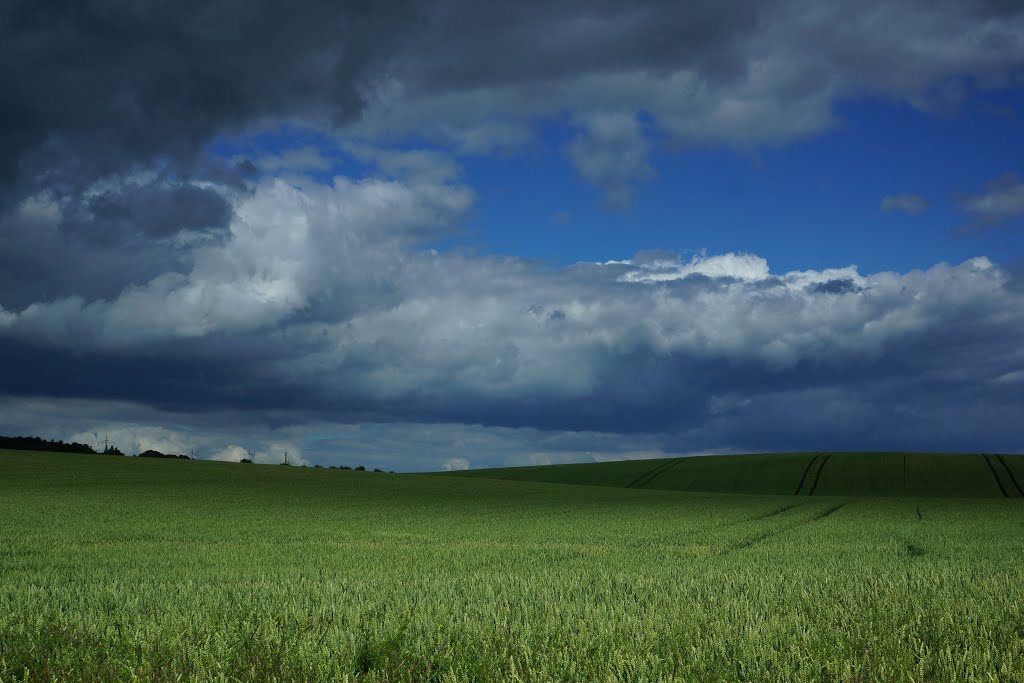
445 451 1024 498
1 448 1023 681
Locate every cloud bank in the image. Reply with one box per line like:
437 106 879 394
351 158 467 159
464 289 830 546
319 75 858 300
2 172 1023 461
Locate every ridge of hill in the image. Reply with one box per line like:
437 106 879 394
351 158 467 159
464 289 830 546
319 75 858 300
442 452 1024 498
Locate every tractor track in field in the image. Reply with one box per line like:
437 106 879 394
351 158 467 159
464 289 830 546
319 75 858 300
808 453 833 496
812 503 845 520
625 457 688 489
995 455 1024 497
793 453 822 495
903 454 908 496
721 503 809 529
753 503 803 520
720 503 848 555
983 454 1010 498
723 503 809 531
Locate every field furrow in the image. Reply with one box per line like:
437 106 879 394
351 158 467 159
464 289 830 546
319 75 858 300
995 454 1024 497
807 453 832 495
984 454 1011 497
792 453 821 495
625 456 685 489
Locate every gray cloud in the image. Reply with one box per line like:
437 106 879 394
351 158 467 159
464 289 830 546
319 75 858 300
61 179 233 243
960 172 1024 231
0 187 203 310
881 194 928 215
349 1 1024 175
249 146 334 174
566 112 655 209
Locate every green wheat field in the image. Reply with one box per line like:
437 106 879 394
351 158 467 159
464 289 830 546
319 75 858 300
2 449 1023 682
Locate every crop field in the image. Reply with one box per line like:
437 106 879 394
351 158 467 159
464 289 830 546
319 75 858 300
2 449 1024 682
446 452 1024 498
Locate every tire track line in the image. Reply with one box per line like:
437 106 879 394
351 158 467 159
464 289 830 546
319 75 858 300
793 453 821 496
808 453 833 496
721 502 809 528
636 456 692 489
625 457 686 489
902 453 908 496
983 454 1009 498
995 454 1024 498
721 503 848 555
625 458 676 488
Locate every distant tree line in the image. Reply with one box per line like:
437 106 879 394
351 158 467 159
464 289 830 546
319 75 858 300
0 435 178 458
0 435 97 454
2 434 395 471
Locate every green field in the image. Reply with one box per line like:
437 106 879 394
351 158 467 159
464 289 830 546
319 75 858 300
2 449 1024 682
445 452 1024 498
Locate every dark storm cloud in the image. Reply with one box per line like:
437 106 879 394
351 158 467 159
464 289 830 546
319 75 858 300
4 0 1023 209
0 0 413 191
0 193 197 310
0 0 421 309
61 181 232 243
392 0 760 91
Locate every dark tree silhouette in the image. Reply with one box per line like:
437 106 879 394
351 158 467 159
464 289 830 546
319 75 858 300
137 449 191 460
0 435 96 454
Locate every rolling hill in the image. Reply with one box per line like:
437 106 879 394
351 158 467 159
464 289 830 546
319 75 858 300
442 451 1024 498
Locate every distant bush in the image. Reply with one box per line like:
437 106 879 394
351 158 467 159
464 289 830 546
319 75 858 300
339 465 352 470
239 458 253 464
373 468 384 473
102 446 124 456
0 435 96 455
355 465 366 471
137 450 190 460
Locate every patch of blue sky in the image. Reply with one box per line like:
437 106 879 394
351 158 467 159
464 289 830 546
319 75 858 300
462 92 1024 274
206 88 1023 276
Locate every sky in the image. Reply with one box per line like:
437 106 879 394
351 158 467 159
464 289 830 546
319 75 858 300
1 0 1024 471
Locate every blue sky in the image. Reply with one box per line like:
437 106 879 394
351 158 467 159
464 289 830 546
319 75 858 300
2 1 1024 469
212 87 1024 277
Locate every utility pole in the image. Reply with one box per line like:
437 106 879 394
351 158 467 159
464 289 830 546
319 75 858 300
102 435 110 452
284 451 289 466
